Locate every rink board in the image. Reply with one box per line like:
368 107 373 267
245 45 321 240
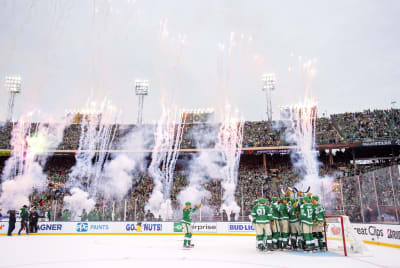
1 221 399 249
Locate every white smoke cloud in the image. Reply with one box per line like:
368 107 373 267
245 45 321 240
177 118 243 219
146 182 173 219
0 162 47 210
220 181 240 215
99 154 138 200
145 107 185 220
63 188 96 220
65 121 152 216
177 125 219 210
0 113 70 211
279 100 335 201
98 125 152 199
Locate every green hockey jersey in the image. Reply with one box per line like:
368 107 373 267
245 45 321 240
271 202 280 220
251 204 272 224
80 211 88 221
279 203 289 220
300 203 314 225
288 204 299 223
20 207 27 218
313 203 325 222
181 208 196 224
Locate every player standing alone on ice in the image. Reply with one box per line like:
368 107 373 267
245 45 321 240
181 202 201 248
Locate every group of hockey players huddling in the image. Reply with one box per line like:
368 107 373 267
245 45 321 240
250 190 326 253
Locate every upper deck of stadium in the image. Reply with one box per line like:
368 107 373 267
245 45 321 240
0 108 399 153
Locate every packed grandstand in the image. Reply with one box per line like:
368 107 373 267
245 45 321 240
0 108 399 224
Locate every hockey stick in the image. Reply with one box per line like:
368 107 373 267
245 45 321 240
280 188 286 196
293 187 299 199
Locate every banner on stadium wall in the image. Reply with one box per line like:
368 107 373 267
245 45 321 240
1 221 399 248
360 140 400 147
0 222 8 234
124 222 168 233
0 221 171 234
352 223 400 246
173 222 217 233
255 149 290 155
38 222 71 233
0 222 73 234
225 222 255 233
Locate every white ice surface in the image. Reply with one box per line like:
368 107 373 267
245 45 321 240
0 235 399 268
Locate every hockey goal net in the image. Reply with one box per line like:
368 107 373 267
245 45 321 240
324 215 368 256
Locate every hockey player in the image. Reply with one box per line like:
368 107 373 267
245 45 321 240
279 197 290 249
288 198 302 250
270 197 281 249
251 198 273 251
18 205 29 235
250 199 258 228
181 202 201 248
249 199 259 247
312 195 326 251
300 196 314 251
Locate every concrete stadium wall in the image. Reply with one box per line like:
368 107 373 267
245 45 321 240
1 221 399 249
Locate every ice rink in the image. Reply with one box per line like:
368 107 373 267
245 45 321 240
1 235 399 268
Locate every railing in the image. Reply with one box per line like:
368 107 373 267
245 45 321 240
323 165 400 224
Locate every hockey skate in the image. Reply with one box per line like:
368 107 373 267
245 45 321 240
257 244 265 252
304 245 314 252
312 248 320 253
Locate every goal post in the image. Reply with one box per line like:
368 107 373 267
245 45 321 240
324 215 368 256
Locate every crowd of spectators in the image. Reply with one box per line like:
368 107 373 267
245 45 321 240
315 117 343 145
332 109 400 142
2 153 397 224
0 108 399 223
4 108 398 151
0 109 400 150
0 123 11 149
1 108 399 150
242 121 283 147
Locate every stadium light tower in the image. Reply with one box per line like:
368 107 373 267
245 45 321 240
5 75 22 122
135 80 149 124
261 73 276 123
